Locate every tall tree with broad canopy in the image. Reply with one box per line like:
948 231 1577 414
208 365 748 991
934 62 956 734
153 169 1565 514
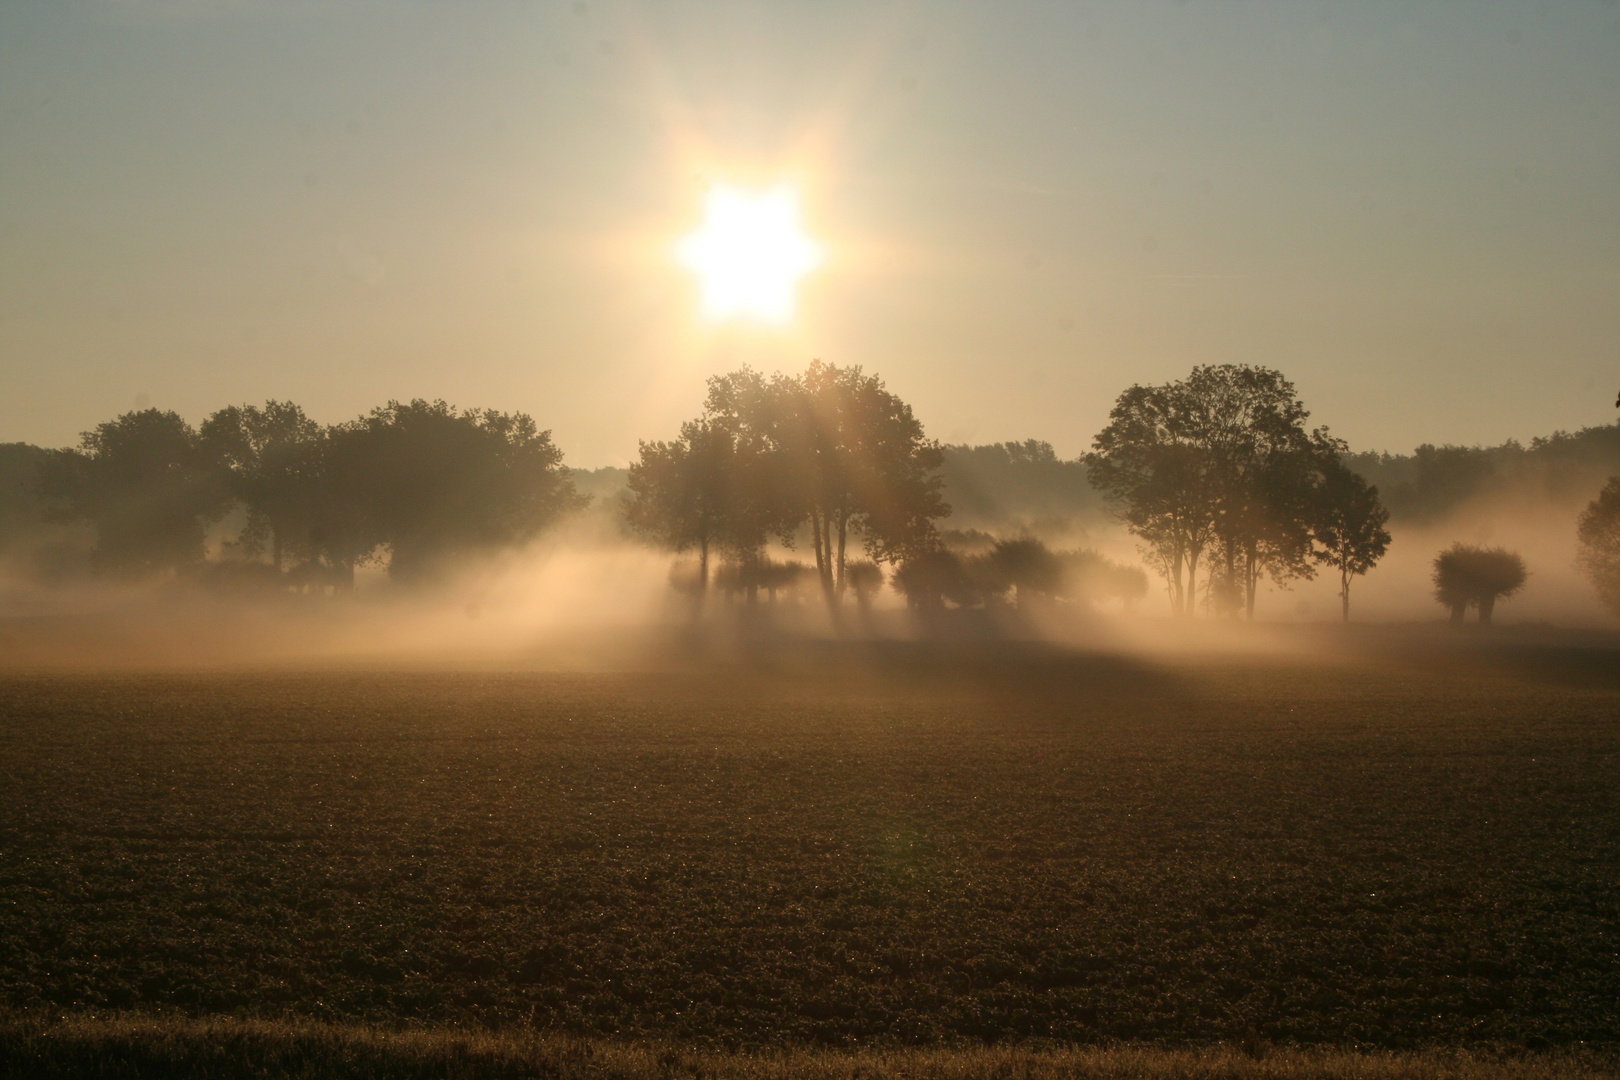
200 401 323 573
1184 365 1325 619
40 408 229 577
1092 365 1354 618
1575 477 1620 617
1087 381 1217 615
792 361 947 600
624 418 760 598
332 400 585 584
695 361 948 607
1312 455 1392 622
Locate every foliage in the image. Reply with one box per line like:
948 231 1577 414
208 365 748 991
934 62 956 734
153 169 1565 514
1 660 1616 1048
625 420 754 595
845 560 884 609
1575 478 1620 617
1086 382 1214 616
1344 423 1620 523
0 443 86 577
1432 544 1529 625
984 538 1064 605
632 363 948 606
1088 366 1348 618
19 400 585 588
324 400 585 584
894 539 1149 614
891 547 977 610
0 443 50 549
199 401 324 572
1311 458 1392 622
38 409 229 576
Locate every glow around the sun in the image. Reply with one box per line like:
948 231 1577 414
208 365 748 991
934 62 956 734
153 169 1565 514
677 184 823 324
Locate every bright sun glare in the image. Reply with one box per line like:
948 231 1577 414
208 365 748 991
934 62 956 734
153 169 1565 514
677 184 823 324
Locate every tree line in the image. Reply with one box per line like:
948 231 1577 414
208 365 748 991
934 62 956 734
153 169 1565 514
621 362 1391 620
20 399 582 587
1347 424 1620 524
5 360 1618 622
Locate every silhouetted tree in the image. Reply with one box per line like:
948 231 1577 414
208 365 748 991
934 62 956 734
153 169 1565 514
1190 366 1326 618
1432 544 1528 625
798 362 943 600
40 409 229 576
1087 382 1214 615
625 418 761 598
1090 365 1331 618
1576 478 1620 617
700 362 948 607
200 401 323 573
1312 456 1392 622
845 559 884 616
986 537 1063 607
893 547 976 611
335 400 584 583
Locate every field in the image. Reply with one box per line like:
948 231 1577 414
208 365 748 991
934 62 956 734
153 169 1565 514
2 631 1618 1072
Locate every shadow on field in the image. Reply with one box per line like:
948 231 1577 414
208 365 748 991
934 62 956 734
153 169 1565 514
1325 623 1620 691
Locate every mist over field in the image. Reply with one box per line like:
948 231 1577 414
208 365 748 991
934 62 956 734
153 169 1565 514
2 412 1616 671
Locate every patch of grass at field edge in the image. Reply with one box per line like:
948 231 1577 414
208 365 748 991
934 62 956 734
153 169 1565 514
0 1013 1612 1080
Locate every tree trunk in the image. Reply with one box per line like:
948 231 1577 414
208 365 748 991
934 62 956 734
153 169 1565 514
698 535 709 597
835 510 848 602
1341 567 1351 623
1479 594 1495 625
811 505 835 606
1244 545 1258 621
810 507 826 580
1450 602 1466 625
1184 547 1201 617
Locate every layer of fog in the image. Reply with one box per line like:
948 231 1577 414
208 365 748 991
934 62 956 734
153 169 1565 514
1 471 1614 672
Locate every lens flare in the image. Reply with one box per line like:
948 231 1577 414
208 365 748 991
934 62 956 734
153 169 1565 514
677 184 823 324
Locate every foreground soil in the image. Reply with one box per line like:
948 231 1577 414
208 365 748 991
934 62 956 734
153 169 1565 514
3 1014 1615 1080
1 636 1617 1049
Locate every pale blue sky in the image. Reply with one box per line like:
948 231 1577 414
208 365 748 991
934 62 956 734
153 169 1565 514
2 1 1617 465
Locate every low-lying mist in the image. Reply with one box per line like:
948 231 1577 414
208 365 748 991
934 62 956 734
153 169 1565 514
2 475 1614 674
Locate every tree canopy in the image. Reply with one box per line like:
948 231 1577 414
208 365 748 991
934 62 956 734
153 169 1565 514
1311 457 1392 622
626 362 947 607
1576 478 1620 617
1088 365 1379 618
1432 544 1528 625
41 409 229 576
39 399 584 589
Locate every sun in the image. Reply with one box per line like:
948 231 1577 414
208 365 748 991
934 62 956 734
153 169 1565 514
677 184 823 324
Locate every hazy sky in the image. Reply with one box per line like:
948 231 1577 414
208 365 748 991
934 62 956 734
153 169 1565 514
3 1 1617 467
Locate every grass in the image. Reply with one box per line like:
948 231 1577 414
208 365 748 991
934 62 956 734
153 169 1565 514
1 1012 1614 1080
1 634 1617 1054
